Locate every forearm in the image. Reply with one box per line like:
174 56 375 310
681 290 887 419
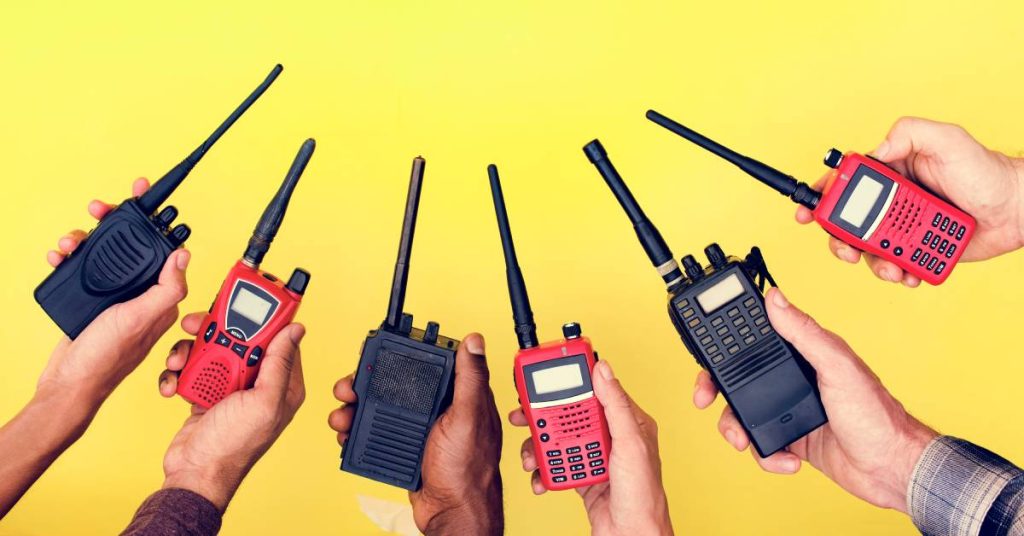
421 475 504 536
0 386 101 518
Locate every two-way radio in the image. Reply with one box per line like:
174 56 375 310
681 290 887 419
176 139 314 408
584 140 826 457
340 157 459 490
645 110 976 285
34 65 284 338
488 164 611 490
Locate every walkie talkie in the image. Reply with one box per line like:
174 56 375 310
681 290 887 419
177 139 314 408
340 157 459 490
488 164 611 490
645 110 976 285
34 65 283 338
584 140 826 457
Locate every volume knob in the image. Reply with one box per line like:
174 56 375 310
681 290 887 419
562 322 582 339
824 148 843 169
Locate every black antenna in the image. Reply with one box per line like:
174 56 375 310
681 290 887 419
138 64 284 214
488 165 538 350
645 109 820 209
384 157 426 331
243 138 315 267
583 139 684 289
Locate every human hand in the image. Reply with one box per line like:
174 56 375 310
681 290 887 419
510 360 673 536
329 333 504 535
157 312 306 512
694 288 938 511
796 117 1024 286
38 177 190 406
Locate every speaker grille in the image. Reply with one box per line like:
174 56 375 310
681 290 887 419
192 361 231 406
84 226 151 292
367 350 443 415
719 337 789 390
553 402 595 438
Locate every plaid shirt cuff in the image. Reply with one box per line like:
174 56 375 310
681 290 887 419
909 436 1023 536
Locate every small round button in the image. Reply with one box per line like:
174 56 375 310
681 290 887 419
893 247 903 256
537 419 547 428
823 148 843 169
540 433 550 442
880 239 890 249
562 323 582 339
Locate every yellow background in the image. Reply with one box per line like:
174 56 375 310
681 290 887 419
2 1 1023 534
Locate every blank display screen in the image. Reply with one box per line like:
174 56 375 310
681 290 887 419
696 273 745 314
231 288 273 325
531 363 584 395
839 175 884 227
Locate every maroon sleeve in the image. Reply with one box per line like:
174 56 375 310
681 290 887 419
120 488 222 536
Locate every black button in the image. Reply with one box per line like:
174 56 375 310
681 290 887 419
537 419 546 428
262 273 278 282
946 244 957 258
546 449 562 457
589 459 604 467
572 472 586 480
246 346 263 367
587 450 602 459
932 213 942 226
893 247 903 256
568 455 583 463
566 446 581 454
540 433 550 442
930 235 941 249
922 231 933 244
204 322 217 342
880 239 890 249
591 468 606 476
215 332 231 347
553 476 567 483
919 252 931 266
231 343 248 358
586 442 600 450
911 248 922 262
948 222 958 236
956 226 966 240
548 458 563 466
940 217 950 232
927 257 938 270
938 239 949 254
570 464 585 472
550 467 565 474
227 327 245 339
935 261 947 275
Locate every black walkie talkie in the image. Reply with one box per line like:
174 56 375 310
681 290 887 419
340 156 459 490
583 139 827 457
34 65 283 339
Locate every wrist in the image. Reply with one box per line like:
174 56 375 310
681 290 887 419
420 476 503 536
30 383 103 441
1011 157 1024 250
162 461 247 513
884 418 939 513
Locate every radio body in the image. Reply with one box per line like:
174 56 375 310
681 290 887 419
814 151 975 284
514 326 610 489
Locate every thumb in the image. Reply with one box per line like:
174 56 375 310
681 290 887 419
452 333 491 406
592 360 641 441
254 323 305 399
121 249 189 321
873 116 964 164
764 288 854 382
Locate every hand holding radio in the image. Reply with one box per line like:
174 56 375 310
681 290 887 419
510 359 673 536
796 117 1024 286
693 288 937 512
159 312 306 512
329 333 504 536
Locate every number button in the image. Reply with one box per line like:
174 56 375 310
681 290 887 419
687 318 700 328
728 344 740 354
553 476 567 483
694 326 708 337
546 450 562 457
682 308 695 318
700 335 713 346
710 353 724 364
548 458 563 466
586 442 601 450
572 472 587 480
738 326 751 336
940 217 950 232
922 230 933 244
591 468 607 476
711 317 724 327
722 335 735 345
927 257 938 270
587 450 602 459
743 297 756 308
706 344 719 355
948 222 958 236
918 252 931 267
935 261 947 275
568 455 583 463
911 248 922 262
551 467 566 474
932 213 942 226
727 307 740 318
945 244 957 258
930 235 941 249
956 226 966 240
938 239 949 254
570 464 585 472
589 459 604 467
565 447 581 454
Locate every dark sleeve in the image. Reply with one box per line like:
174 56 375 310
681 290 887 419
120 488 222 536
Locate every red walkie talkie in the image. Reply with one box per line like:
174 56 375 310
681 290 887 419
646 110 977 285
177 139 314 408
488 164 611 491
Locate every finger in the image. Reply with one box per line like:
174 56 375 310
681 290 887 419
158 369 179 397
452 333 491 406
874 117 962 164
47 250 65 267
336 431 349 446
285 340 305 409
591 360 642 440
125 249 190 319
57 230 88 254
88 200 115 220
902 272 922 288
794 205 815 224
333 374 357 403
764 288 854 381
693 370 719 409
131 177 151 197
828 237 861 264
751 448 802 474
253 323 306 400
520 436 538 472
717 406 749 451
166 340 192 372
180 312 205 335
863 254 903 283
508 407 528 427
328 406 355 433
530 470 546 495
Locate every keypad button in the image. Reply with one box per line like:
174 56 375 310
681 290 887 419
946 244 957 258
911 248 922 262
948 222 958 236
743 335 756 345
956 226 966 240
565 447 580 454
919 252 931 266
586 442 600 450
553 476 567 483
589 459 604 467
938 239 949 254
710 354 724 364
754 316 767 326
215 332 231 347
700 336 713 346
231 342 248 358
727 307 740 318
932 213 942 226
546 450 562 457
591 468 606 476
930 235 941 249
682 308 695 318
927 257 938 270
687 318 700 328
694 326 708 337
568 455 583 463
935 261 947 275
922 230 933 244
728 344 740 354
743 297 756 308
722 335 735 345
711 317 724 327
732 317 746 327
204 322 217 342
880 239 890 249
587 450 601 459
540 433 550 442
706 344 719 355
572 472 587 480
716 326 729 336
940 217 950 232
759 325 772 335
246 346 263 366
548 458 563 466
551 467 566 474
738 326 751 336
749 306 763 317
570 464 585 472
893 247 903 256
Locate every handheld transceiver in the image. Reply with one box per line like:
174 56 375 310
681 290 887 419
488 164 611 490
177 139 314 408
34 65 283 338
645 110 976 285
340 157 459 490
584 140 826 457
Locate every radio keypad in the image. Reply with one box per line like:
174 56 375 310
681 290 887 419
690 287 773 368
547 440 605 484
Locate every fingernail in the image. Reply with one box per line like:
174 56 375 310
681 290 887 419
289 324 306 345
466 334 485 356
176 250 190 270
872 140 890 159
882 269 899 282
725 429 737 447
838 247 855 262
598 360 614 380
772 288 789 308
784 458 800 472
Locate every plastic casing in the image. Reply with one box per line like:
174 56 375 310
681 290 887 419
341 326 458 490
177 260 302 408
514 336 611 491
815 152 976 285
34 200 180 339
667 257 826 457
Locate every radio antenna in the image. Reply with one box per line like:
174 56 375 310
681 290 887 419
584 139 684 289
488 164 538 350
243 138 315 267
385 157 426 331
138 64 284 214
645 109 820 209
